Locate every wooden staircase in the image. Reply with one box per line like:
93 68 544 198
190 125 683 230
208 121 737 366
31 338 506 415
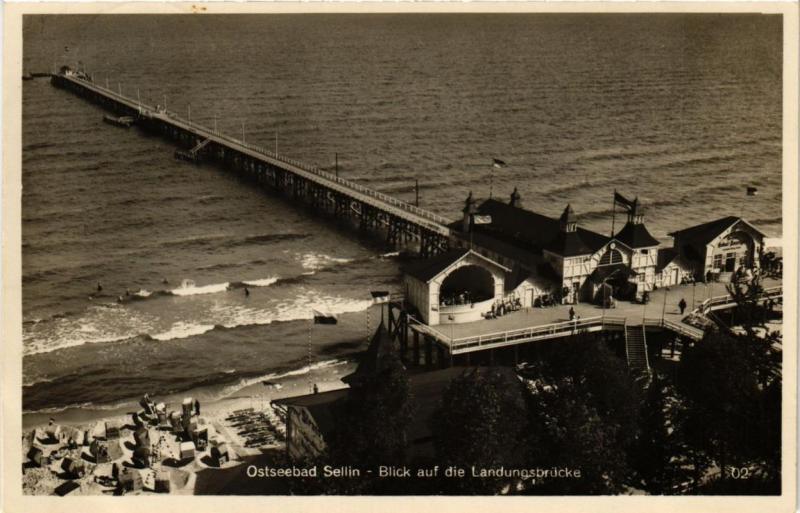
624 323 650 374
174 137 211 164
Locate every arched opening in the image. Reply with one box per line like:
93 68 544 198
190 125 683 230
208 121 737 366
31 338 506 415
599 248 624 266
440 265 495 306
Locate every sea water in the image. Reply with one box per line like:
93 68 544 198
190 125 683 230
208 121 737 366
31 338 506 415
21 14 782 415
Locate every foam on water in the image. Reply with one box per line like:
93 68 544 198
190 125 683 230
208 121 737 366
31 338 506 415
22 305 156 356
242 276 280 287
216 358 351 400
151 322 216 341
171 281 231 296
300 252 354 271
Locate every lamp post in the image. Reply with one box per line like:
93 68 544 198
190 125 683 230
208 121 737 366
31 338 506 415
601 268 621 326
661 286 670 322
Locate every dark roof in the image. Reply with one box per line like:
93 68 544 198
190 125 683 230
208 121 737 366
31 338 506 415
471 199 609 257
656 248 677 272
669 216 764 245
275 366 522 459
273 388 349 439
450 230 540 269
544 231 593 257
614 222 660 248
342 322 397 386
273 388 348 409
407 367 522 453
402 248 470 283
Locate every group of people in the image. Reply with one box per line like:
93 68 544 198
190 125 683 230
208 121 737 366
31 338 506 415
440 291 479 307
533 294 560 308
484 297 522 319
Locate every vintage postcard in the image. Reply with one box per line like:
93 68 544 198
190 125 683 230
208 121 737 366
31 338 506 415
2 2 798 513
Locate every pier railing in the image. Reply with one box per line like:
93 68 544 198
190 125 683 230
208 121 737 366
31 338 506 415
643 317 705 340
408 311 710 353
695 285 782 315
448 315 629 353
74 74 452 232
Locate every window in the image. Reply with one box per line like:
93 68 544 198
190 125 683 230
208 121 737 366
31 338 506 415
713 254 723 269
599 248 623 266
641 249 649 254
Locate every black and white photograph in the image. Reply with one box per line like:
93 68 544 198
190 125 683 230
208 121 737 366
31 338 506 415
3 3 797 508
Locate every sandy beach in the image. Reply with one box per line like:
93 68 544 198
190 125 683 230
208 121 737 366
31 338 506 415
22 360 355 496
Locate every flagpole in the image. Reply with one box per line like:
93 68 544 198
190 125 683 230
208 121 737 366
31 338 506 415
308 315 313 393
469 214 474 250
610 189 617 238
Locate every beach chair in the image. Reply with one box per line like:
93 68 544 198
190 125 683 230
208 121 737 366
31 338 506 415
179 441 195 461
118 469 144 493
154 471 171 493
26 446 44 467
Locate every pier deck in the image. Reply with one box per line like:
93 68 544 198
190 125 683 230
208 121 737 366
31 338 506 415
408 279 781 355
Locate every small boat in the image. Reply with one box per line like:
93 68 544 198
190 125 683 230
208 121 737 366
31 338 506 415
103 114 135 128
746 186 759 196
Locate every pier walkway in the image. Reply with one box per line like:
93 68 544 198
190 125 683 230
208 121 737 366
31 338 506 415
51 71 452 255
401 279 781 357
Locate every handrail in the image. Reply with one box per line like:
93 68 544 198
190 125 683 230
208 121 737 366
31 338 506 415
643 317 704 340
449 315 615 350
62 73 452 232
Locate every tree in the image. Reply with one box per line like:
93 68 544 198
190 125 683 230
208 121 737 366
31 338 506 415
431 367 527 494
524 376 632 494
526 335 643 465
515 334 645 493
633 371 689 494
321 350 413 494
674 275 782 493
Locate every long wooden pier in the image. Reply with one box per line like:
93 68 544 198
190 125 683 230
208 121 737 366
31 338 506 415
51 71 451 257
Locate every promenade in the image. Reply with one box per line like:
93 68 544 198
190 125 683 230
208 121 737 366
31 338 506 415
420 277 782 349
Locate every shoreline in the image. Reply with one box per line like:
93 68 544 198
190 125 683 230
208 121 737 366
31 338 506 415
23 357 357 431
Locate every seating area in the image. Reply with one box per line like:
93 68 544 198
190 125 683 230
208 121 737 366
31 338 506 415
224 407 285 449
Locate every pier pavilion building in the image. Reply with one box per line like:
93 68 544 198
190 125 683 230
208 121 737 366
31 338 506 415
449 190 662 306
669 216 766 283
403 189 768 326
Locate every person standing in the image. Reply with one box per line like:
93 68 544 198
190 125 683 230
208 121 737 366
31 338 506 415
194 399 200 416
678 298 687 315
569 307 575 321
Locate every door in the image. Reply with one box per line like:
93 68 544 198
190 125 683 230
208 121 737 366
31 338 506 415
671 268 679 286
725 252 736 272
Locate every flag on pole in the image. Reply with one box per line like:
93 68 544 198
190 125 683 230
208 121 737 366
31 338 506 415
613 191 637 212
370 291 390 304
472 214 492 225
312 308 338 325
492 158 507 168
